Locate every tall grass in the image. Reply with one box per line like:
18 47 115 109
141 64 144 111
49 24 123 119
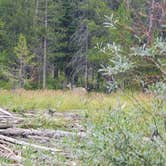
0 89 151 112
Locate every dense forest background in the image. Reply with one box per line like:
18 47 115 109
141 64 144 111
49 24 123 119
0 0 166 91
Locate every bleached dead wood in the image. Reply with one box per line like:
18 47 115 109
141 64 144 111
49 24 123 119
0 143 22 163
0 123 13 129
0 107 86 163
0 108 14 117
2 164 23 166
0 138 10 146
0 134 61 152
26 135 50 141
0 108 23 129
0 128 86 138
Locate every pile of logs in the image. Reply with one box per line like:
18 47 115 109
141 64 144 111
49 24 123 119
0 108 86 165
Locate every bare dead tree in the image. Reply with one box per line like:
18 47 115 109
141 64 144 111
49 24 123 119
43 0 48 89
69 23 89 88
147 0 155 45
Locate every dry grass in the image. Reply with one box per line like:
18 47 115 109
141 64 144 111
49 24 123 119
0 89 153 113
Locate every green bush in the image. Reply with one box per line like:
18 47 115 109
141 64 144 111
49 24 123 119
47 74 66 89
66 98 166 165
0 80 11 89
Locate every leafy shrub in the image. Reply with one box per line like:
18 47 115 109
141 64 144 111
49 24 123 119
149 82 166 99
47 73 66 89
0 80 11 89
67 98 166 165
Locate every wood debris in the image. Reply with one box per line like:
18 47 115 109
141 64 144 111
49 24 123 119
0 107 85 164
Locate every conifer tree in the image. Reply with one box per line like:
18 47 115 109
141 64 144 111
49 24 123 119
14 34 32 88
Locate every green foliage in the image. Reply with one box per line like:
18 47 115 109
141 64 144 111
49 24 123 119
149 82 166 99
104 2 133 46
47 73 66 89
0 90 165 164
100 36 166 91
0 80 11 89
22 113 68 130
13 33 33 87
0 0 165 91
131 38 166 77
66 97 166 165
99 43 133 75
99 43 134 91
14 34 31 63
24 79 38 90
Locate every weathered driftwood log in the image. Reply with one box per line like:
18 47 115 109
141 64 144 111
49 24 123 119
0 128 86 138
0 108 23 129
1 164 23 166
0 134 61 152
0 108 14 117
0 143 22 163
0 123 14 129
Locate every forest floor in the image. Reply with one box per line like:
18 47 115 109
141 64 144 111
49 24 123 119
0 89 162 165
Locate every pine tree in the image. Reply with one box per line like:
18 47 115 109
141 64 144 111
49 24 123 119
14 34 32 88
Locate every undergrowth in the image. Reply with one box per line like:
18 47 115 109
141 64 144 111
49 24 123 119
0 90 165 165
65 96 166 166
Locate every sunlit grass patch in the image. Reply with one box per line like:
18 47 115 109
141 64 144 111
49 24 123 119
0 89 153 113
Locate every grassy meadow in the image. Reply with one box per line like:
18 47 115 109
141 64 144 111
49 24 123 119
0 89 154 126
0 90 166 165
0 89 153 112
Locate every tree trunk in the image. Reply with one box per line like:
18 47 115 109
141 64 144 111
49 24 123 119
35 0 39 16
0 128 86 139
19 57 24 88
34 0 39 25
85 25 88 89
147 0 155 46
53 63 58 79
43 0 48 89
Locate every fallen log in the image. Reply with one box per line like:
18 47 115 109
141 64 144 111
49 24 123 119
0 108 23 129
0 108 14 117
0 134 61 152
26 135 50 142
0 138 10 146
0 143 22 163
0 123 13 129
1 164 23 166
0 128 86 138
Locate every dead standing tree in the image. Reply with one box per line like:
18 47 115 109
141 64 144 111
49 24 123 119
43 0 48 89
129 0 166 79
145 0 166 78
69 23 89 89
32 0 48 89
